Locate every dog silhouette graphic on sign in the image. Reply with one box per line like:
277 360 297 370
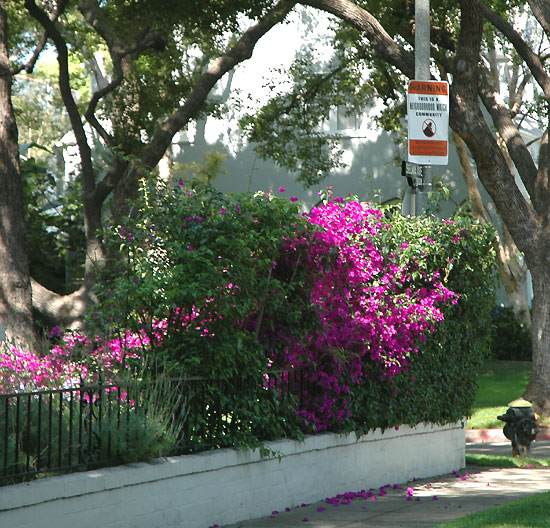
422 119 436 137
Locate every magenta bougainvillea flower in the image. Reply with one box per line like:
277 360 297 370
0 331 143 393
270 200 457 430
3 195 462 439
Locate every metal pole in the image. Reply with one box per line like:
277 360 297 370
415 0 431 216
415 0 430 80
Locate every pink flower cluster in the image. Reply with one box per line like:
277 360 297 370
0 346 83 393
0 331 143 393
275 200 457 430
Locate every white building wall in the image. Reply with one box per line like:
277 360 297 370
175 7 468 214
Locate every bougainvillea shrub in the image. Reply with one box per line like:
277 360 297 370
268 200 460 431
348 207 498 432
0 331 143 393
89 182 496 437
5 181 496 449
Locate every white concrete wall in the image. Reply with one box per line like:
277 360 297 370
0 421 465 528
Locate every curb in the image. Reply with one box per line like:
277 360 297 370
466 428 550 443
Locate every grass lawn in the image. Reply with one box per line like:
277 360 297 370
467 359 532 429
441 491 550 527
465 453 550 468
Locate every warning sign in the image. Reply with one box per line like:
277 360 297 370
407 80 449 165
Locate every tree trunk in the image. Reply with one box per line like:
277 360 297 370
453 131 531 327
31 280 93 330
524 259 550 412
499 226 531 327
0 2 38 350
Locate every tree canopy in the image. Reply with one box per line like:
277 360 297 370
2 0 550 412
2 0 294 338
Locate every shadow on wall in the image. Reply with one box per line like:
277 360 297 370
175 109 476 218
176 129 414 209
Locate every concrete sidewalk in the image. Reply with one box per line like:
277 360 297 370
220 440 550 528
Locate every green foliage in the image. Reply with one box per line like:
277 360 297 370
92 186 497 444
12 59 72 155
240 2 413 180
20 153 85 294
97 412 177 464
240 49 376 186
62 0 279 153
490 306 532 361
173 148 228 185
92 180 311 446
6 1 45 61
94 179 311 380
92 0 274 46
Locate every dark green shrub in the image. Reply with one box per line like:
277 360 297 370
490 306 531 361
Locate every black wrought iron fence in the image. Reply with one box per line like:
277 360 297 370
0 370 303 486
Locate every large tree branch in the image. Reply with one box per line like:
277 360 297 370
11 31 47 76
480 1 550 99
537 127 550 222
454 130 531 326
138 0 295 170
510 72 532 117
528 0 550 41
31 279 95 330
451 0 539 259
24 0 95 197
92 155 129 210
25 0 105 287
11 0 68 75
299 0 415 78
475 62 540 210
78 0 166 145
453 131 489 222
